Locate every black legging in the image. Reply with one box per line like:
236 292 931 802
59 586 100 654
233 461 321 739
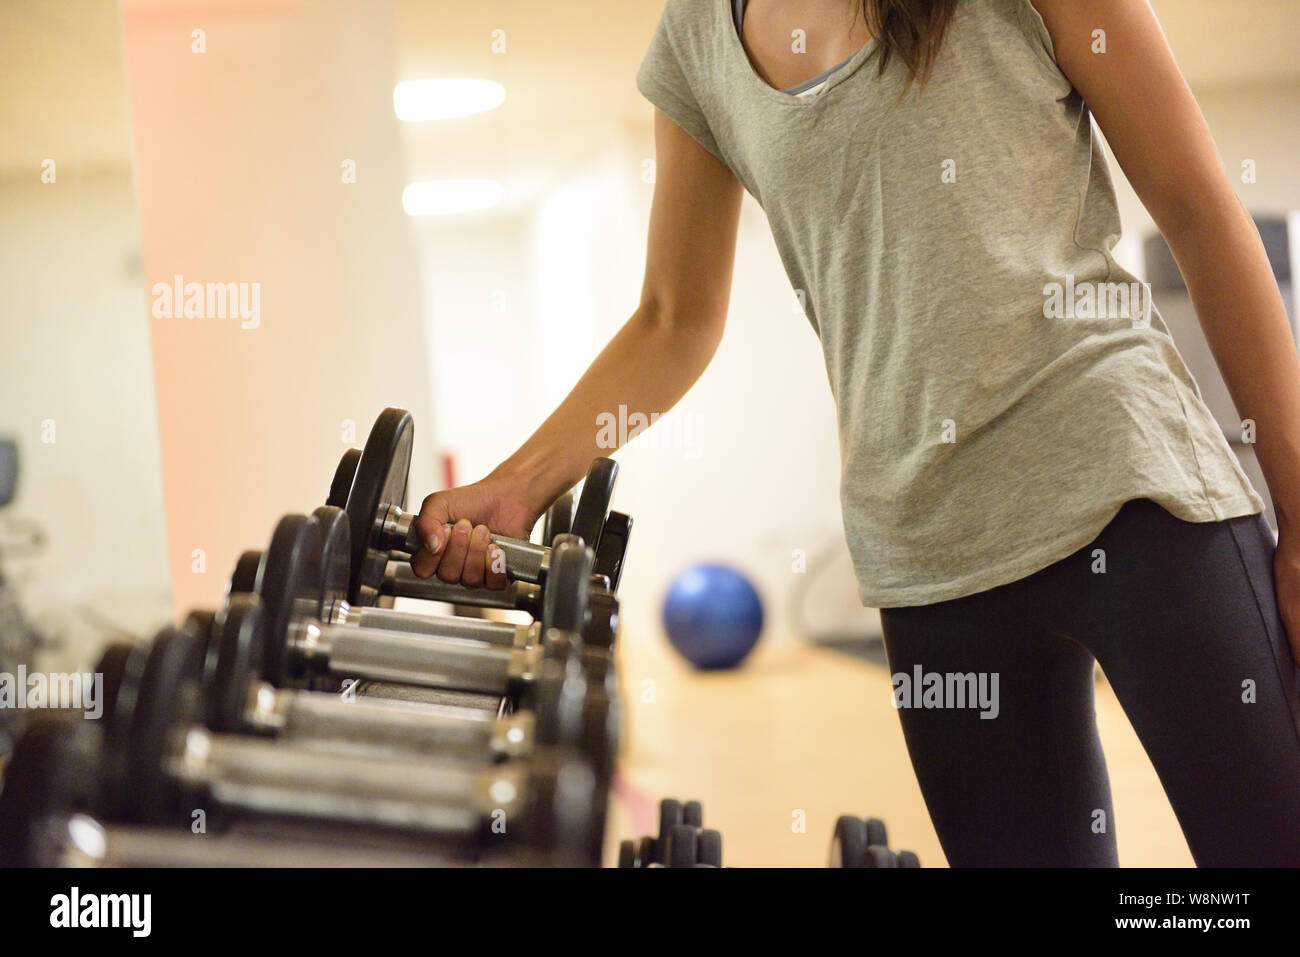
879 497 1300 867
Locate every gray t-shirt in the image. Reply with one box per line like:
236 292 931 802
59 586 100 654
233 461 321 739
637 0 1264 607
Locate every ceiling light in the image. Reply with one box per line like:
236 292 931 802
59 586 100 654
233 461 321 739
403 179 504 216
394 78 505 122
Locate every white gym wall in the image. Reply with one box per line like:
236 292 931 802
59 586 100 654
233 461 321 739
0 3 170 670
119 0 435 619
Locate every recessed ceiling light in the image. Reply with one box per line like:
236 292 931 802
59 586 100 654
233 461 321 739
394 78 506 122
403 179 505 216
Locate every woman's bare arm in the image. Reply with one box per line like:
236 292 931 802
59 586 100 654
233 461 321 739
1032 0 1300 524
1033 0 1300 658
411 110 744 585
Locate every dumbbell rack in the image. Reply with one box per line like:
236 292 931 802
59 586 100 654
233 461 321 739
0 408 632 868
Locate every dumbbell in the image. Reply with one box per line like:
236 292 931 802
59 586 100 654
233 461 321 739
829 815 921 868
325 433 631 622
190 594 617 779
617 797 724 868
32 815 476 868
332 451 577 553
379 497 630 624
96 616 611 806
376 507 632 614
230 509 619 713
94 624 611 816
227 510 611 711
93 625 604 863
334 408 622 606
327 439 626 634
0 720 512 867
231 507 617 660
329 409 632 606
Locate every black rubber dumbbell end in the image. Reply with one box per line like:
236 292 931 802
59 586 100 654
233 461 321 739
863 845 899 868
665 824 699 868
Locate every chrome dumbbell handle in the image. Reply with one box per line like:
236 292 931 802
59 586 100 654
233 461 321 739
290 619 541 694
381 564 543 614
57 817 464 868
380 506 549 583
168 728 528 836
342 605 532 648
246 682 534 760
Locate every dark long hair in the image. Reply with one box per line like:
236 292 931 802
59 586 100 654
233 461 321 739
860 0 958 87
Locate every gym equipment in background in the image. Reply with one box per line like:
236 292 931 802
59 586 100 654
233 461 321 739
617 797 723 868
829 814 921 868
662 563 764 670
0 440 16 508
0 438 48 762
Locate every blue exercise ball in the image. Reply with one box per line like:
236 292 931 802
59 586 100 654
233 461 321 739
662 564 764 670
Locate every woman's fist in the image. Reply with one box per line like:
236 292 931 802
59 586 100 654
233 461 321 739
408 481 536 588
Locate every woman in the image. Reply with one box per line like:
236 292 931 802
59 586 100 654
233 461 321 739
409 0 1300 866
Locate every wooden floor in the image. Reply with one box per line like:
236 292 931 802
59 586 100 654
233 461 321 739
604 634 1195 868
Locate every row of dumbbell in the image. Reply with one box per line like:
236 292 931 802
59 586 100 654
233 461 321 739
618 798 725 868
616 806 923 869
0 408 631 866
830 815 921 868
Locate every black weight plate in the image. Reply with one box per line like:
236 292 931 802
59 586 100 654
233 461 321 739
311 506 354 618
0 720 104 866
683 799 704 828
345 409 413 605
592 511 632 592
206 597 263 733
582 692 618 779
228 551 262 597
542 490 574 547
864 845 899 868
581 645 616 689
584 589 620 650
541 540 593 635
830 814 869 868
530 633 575 745
865 817 888 848
106 641 149 740
101 640 151 812
93 641 135 735
666 824 698 868
697 828 723 867
255 514 326 687
328 447 362 509
897 850 921 868
570 458 618 551
120 627 206 824
181 609 220 688
617 839 638 869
